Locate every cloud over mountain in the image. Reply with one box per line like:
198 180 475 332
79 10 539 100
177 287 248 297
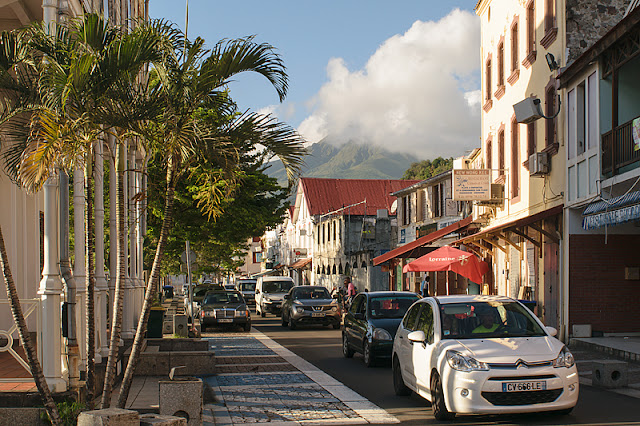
297 8 480 160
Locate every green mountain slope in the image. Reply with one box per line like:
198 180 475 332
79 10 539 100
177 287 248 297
266 139 419 185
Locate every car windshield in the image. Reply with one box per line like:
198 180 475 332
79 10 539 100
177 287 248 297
239 281 256 291
263 280 294 293
294 287 330 300
203 292 243 305
439 301 546 339
369 296 419 319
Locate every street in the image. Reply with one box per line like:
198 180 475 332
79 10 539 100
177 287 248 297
246 313 640 426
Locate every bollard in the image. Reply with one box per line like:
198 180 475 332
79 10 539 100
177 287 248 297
592 360 628 388
159 377 203 426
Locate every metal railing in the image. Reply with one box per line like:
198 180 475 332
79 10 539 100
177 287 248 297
0 299 41 382
602 115 640 176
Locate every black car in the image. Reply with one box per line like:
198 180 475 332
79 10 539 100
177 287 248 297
281 285 341 330
199 290 251 332
342 291 420 367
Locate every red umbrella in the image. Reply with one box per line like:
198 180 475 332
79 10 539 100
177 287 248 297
403 245 489 284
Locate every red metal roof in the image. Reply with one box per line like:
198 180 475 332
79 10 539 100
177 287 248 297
300 177 421 216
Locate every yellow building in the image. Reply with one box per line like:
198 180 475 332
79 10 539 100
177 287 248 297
462 0 627 340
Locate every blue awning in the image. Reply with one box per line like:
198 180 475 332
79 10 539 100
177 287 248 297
582 191 640 229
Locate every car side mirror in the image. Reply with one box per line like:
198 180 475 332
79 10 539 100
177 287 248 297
354 312 364 320
545 326 558 337
408 330 426 343
284 294 289 300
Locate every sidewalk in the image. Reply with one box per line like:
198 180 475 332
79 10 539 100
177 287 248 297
118 329 398 424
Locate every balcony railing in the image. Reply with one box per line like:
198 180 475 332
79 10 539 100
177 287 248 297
602 116 640 176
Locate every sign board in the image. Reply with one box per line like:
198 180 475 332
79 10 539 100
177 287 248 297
452 169 491 201
294 248 307 256
180 250 197 264
445 199 458 217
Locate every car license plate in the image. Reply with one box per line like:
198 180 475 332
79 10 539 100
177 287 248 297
218 319 233 323
502 381 547 392
311 312 325 317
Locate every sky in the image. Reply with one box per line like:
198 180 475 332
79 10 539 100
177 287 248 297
149 1 481 161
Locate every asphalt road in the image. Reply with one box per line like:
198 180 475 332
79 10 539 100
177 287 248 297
252 313 640 425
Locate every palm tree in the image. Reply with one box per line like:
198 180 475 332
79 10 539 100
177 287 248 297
1 15 162 407
115 30 307 407
0 29 62 426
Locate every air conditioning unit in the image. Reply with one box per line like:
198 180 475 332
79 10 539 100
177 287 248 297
477 184 504 206
529 152 549 177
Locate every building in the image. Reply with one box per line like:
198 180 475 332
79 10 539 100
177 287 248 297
558 3 640 335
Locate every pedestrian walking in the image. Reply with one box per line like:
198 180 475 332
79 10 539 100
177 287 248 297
420 275 430 297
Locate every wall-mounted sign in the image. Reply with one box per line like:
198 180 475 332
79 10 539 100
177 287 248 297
294 248 307 256
452 169 491 201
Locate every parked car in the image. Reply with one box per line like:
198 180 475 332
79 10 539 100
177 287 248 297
255 276 295 317
184 283 223 319
342 291 420 367
199 290 251 332
237 278 257 306
392 295 579 420
281 285 341 330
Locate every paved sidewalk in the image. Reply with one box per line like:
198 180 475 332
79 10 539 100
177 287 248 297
206 330 399 425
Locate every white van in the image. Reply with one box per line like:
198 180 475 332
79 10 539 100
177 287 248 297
255 276 295 317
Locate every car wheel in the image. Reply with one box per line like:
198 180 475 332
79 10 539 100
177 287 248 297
342 333 354 358
288 315 297 330
363 340 375 367
431 372 455 421
392 356 410 396
243 322 251 332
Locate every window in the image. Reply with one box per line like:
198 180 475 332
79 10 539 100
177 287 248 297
402 303 422 331
486 137 493 171
328 222 331 242
545 84 557 149
402 195 412 225
432 183 444 218
415 303 434 344
511 117 520 198
253 252 262 263
498 129 505 177
485 56 492 101
523 0 537 68
577 81 586 156
497 40 504 87
511 21 518 72
527 122 536 159
541 0 557 49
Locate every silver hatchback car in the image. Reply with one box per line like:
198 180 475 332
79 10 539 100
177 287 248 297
281 285 341 330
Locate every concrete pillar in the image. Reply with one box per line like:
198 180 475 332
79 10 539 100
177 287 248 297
38 177 66 392
136 159 145 310
128 148 140 325
73 167 87 370
94 140 108 361
121 143 134 339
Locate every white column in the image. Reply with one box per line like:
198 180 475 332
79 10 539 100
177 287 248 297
73 168 87 370
121 143 134 339
108 135 117 317
128 148 139 325
136 159 145 304
94 140 108 361
38 176 66 392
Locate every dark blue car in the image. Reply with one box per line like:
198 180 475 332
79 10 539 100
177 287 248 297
342 291 420 367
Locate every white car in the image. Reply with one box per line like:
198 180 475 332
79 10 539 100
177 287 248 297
392 295 578 420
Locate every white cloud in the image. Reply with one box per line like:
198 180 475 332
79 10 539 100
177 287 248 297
297 8 481 160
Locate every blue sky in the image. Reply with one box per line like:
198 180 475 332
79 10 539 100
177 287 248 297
150 1 480 160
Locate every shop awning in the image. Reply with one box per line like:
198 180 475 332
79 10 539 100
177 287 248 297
373 216 473 266
250 269 278 278
289 257 312 269
582 191 640 230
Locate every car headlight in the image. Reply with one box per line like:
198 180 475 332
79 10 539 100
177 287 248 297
331 306 338 312
446 350 489 372
372 328 392 341
235 309 247 317
264 296 272 303
552 346 575 368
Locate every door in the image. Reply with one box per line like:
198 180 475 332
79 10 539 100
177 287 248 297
395 302 422 389
544 237 560 329
345 294 366 348
412 302 436 395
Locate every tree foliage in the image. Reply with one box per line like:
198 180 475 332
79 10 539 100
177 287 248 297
402 157 453 180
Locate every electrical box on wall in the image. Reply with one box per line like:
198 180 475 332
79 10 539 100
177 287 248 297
625 267 640 280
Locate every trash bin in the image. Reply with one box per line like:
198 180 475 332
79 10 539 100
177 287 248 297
147 307 165 338
163 285 174 299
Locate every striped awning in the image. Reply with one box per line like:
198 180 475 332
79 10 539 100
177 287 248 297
582 191 640 229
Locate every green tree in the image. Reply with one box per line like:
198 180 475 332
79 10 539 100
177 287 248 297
116 28 307 407
402 157 453 180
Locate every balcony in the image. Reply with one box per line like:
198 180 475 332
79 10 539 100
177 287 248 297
602 115 640 176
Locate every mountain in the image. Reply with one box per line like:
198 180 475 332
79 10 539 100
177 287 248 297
265 138 419 186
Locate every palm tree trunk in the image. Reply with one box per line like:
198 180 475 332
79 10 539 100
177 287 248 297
116 164 176 408
85 157 96 407
0 226 61 425
100 142 126 409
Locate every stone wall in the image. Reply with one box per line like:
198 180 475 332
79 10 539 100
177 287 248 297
566 0 629 63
